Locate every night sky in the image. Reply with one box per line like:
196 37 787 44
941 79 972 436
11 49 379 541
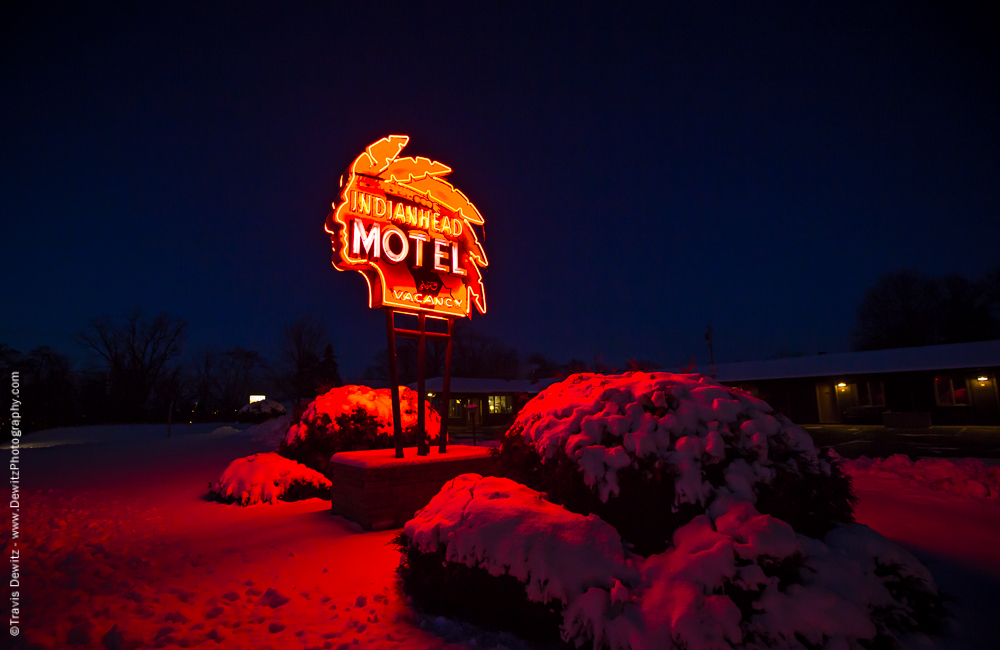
3 1 998 378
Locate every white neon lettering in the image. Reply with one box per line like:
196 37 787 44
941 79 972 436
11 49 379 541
381 227 408 263
358 193 371 214
374 196 386 217
452 218 462 237
408 231 428 267
352 219 380 259
451 243 466 276
433 238 449 272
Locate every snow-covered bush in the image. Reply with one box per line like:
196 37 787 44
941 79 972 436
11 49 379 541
493 372 854 555
396 373 943 648
208 452 331 505
237 398 287 423
278 384 440 473
399 474 942 650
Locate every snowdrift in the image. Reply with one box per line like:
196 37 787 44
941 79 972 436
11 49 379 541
209 452 331 506
842 453 1000 499
242 413 293 447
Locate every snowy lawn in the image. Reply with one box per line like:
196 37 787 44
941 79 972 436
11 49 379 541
8 425 524 650
4 423 1000 649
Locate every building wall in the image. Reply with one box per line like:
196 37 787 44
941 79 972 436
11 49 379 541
723 367 1000 426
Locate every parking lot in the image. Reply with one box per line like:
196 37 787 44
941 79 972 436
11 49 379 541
803 425 1000 459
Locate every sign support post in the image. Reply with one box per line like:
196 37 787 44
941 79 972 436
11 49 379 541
416 313 429 455
439 318 453 453
384 309 456 456
385 309 404 459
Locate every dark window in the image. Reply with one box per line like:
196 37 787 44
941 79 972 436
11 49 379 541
935 377 970 407
859 380 885 407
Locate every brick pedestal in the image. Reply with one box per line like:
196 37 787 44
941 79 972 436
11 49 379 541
329 446 495 530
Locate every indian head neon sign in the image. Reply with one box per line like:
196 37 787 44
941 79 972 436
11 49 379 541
326 136 487 318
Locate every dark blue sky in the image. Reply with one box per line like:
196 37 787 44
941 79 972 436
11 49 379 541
3 1 998 378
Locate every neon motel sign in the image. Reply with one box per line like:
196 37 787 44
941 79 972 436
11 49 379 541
326 136 487 318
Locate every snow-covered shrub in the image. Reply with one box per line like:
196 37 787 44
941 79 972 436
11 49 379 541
237 398 287 423
395 473 635 643
493 372 854 555
209 452 331 505
399 474 942 650
396 373 943 647
278 384 440 473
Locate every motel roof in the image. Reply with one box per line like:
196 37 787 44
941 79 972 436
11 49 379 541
693 339 1000 382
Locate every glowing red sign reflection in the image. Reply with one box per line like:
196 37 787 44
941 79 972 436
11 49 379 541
326 136 487 318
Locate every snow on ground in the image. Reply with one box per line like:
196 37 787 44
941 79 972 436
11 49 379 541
6 425 516 650
841 454 1000 499
843 458 1000 650
5 423 1000 649
243 415 293 448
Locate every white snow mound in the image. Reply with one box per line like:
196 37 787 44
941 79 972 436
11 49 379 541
511 372 822 504
211 451 331 506
241 414 293 448
285 384 440 445
842 453 1000 498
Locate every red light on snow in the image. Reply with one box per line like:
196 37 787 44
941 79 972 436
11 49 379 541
325 135 488 318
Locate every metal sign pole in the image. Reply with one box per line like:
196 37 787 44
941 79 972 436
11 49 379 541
385 309 404 458
416 313 429 456
439 318 453 454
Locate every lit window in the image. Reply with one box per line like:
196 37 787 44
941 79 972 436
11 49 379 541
487 395 511 414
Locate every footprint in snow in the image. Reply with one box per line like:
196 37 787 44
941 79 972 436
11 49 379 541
257 588 291 608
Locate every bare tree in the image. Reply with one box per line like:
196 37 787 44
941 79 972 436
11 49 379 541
852 270 1000 351
217 347 265 413
277 315 329 402
191 349 219 420
76 309 187 420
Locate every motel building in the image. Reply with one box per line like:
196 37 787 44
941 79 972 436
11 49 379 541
407 377 559 427
696 339 1000 427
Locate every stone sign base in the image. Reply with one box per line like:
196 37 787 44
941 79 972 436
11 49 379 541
329 446 496 531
